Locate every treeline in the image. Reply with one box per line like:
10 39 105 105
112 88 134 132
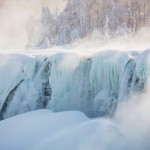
26 0 150 49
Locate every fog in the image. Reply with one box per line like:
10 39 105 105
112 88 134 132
114 82 150 150
0 0 150 52
0 0 66 51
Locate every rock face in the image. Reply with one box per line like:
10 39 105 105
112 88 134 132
0 50 150 119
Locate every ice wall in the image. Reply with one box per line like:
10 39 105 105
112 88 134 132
0 50 150 119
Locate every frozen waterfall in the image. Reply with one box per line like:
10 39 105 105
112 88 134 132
0 50 150 119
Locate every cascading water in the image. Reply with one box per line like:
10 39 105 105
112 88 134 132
0 50 150 119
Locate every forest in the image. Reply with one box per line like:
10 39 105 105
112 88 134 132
26 0 150 49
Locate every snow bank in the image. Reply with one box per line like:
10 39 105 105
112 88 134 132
0 110 130 150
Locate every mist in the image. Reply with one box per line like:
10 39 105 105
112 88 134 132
114 78 150 150
0 0 66 51
0 0 150 53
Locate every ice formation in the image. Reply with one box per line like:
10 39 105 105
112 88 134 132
0 50 150 119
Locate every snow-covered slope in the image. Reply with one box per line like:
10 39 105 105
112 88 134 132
0 50 150 119
0 110 130 150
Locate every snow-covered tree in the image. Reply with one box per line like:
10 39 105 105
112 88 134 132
27 0 150 49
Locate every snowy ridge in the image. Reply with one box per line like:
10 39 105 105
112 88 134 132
0 50 150 119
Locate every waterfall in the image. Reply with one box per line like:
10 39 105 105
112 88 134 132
0 50 150 119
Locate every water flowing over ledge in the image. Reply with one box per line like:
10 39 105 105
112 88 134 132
0 50 150 119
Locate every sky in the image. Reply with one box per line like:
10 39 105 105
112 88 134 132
0 0 66 50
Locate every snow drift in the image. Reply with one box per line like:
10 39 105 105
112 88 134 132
0 110 130 150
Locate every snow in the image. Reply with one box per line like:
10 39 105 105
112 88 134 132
0 110 129 150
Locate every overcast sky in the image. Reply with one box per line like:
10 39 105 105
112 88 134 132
0 0 66 50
